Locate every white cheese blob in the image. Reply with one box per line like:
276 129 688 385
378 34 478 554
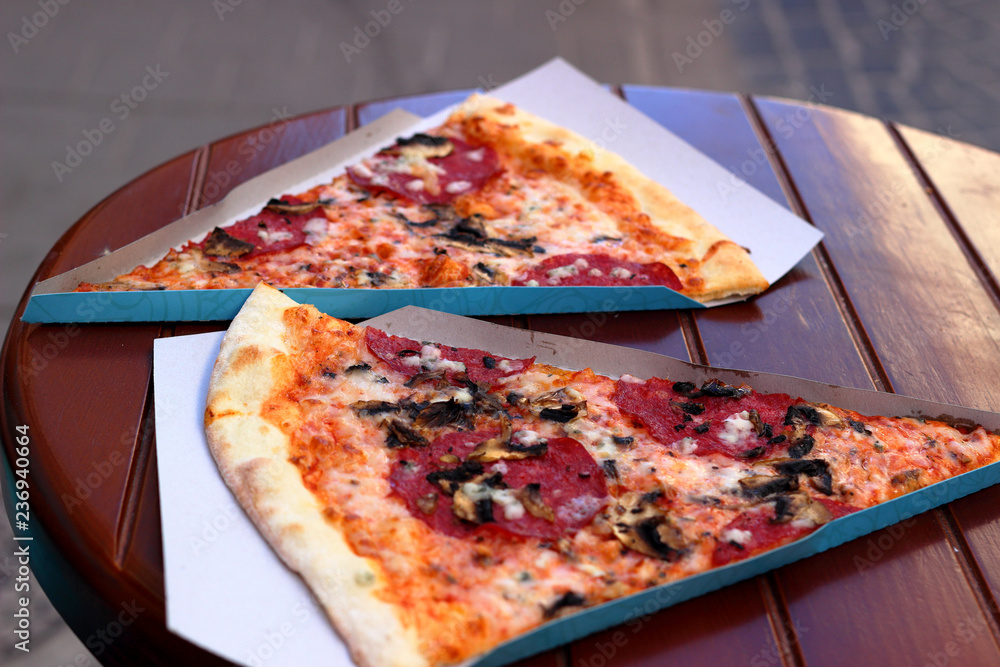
546 264 579 281
609 267 633 279
257 229 294 244
405 179 425 191
466 148 485 162
719 411 755 445
675 437 698 455
588 268 603 277
303 217 329 245
723 528 753 545
445 180 472 194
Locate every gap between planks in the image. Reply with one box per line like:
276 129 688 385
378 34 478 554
113 144 210 573
887 123 1000 312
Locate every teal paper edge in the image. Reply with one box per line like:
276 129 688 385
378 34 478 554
469 459 1000 667
21 285 704 323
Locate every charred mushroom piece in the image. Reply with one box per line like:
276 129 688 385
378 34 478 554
516 483 556 522
610 491 686 561
452 482 496 524
787 434 815 459
738 474 799 499
773 458 834 496
264 198 326 215
747 409 773 439
404 369 449 389
393 133 454 159
415 399 467 429
532 388 587 423
351 400 401 417
425 461 486 495
811 404 845 428
698 379 752 399
467 419 547 462
382 419 428 449
773 492 834 526
202 227 256 258
542 591 586 619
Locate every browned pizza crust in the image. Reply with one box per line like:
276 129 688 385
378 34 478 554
452 95 769 301
204 284 428 667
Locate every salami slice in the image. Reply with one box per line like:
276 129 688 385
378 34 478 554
712 497 858 566
365 327 534 386
200 195 324 258
514 253 682 290
612 377 795 460
389 429 607 539
347 134 501 205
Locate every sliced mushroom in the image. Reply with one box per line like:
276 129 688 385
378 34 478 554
542 591 586 619
772 458 834 495
264 198 326 215
452 482 495 524
610 491 686 561
381 419 428 449
772 492 833 526
351 400 401 417
738 474 799 499
202 227 255 258
393 133 454 159
467 418 547 462
425 461 486 495
516 483 555 522
531 387 587 423
414 399 467 429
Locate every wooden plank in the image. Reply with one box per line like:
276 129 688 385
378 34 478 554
198 108 349 208
45 151 201 275
894 124 1000 296
751 98 1000 664
754 100 1000 412
569 579 777 667
625 87 875 388
120 440 165 601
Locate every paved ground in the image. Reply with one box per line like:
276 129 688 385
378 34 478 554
1 1 997 664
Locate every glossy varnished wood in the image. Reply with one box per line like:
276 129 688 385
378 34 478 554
3 88 1000 667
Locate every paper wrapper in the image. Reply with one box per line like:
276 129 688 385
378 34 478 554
26 59 822 322
154 306 1000 667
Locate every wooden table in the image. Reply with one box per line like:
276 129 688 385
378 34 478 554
3 87 1000 666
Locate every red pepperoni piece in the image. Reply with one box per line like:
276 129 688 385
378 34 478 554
389 429 607 539
347 135 500 205
364 327 534 386
200 195 319 258
612 377 795 460
513 253 682 290
712 497 858 566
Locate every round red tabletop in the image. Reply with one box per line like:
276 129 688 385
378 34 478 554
4 87 1000 666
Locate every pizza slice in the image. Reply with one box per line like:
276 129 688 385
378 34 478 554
204 284 1000 667
77 95 768 303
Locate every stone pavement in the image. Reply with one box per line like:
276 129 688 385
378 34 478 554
1 1 996 665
